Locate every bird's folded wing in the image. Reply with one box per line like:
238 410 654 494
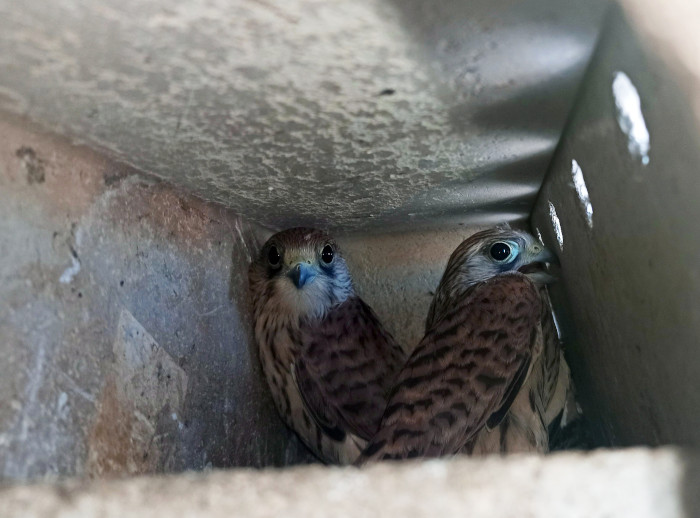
294 297 406 441
359 273 542 462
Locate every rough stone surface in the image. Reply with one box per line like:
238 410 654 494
0 113 316 482
0 113 485 483
0 0 607 231
1 448 699 518
532 4 700 448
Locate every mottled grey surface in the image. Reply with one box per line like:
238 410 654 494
0 114 481 482
0 115 316 482
0 0 607 231
532 4 700 448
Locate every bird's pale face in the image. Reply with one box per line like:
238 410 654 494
452 229 556 288
427 227 556 330
251 228 354 321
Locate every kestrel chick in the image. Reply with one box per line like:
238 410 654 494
249 227 406 464
359 227 575 462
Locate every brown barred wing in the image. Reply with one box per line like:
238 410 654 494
358 274 542 462
294 296 406 442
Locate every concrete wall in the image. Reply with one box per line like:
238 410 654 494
0 113 317 481
532 3 700 448
0 113 483 482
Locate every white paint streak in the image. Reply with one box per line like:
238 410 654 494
612 71 650 165
571 159 593 227
59 256 81 284
548 202 563 251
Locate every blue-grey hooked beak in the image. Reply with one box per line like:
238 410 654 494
533 246 559 266
288 263 317 289
519 243 559 284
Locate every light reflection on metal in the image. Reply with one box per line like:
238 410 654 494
571 159 593 228
549 201 563 250
613 71 651 165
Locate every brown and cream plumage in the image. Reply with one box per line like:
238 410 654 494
248 227 406 464
358 227 575 462
467 284 575 455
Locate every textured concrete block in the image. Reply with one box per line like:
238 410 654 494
1 448 698 518
0 114 484 482
0 114 314 482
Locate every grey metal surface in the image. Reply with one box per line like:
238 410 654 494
0 0 606 232
532 4 700 448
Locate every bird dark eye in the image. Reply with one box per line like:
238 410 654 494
321 244 334 264
267 245 281 267
490 242 512 262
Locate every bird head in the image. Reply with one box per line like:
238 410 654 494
426 226 558 329
446 226 557 287
249 227 354 321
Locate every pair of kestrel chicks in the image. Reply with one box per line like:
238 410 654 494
248 226 577 465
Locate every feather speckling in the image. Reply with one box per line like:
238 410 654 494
359 227 577 463
249 227 406 464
